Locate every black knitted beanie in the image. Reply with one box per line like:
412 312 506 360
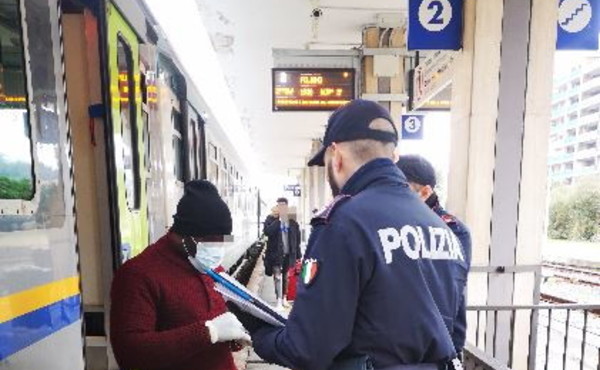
170 180 232 237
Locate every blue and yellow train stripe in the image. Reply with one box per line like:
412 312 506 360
0 276 81 360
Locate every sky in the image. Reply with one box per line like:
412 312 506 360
0 110 31 164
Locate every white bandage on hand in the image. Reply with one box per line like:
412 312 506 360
205 312 252 344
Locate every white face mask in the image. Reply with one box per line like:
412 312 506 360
193 240 226 269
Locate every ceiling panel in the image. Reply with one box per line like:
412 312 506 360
196 0 407 174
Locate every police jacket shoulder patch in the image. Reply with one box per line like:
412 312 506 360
434 206 457 225
311 194 351 225
441 213 456 224
301 258 320 286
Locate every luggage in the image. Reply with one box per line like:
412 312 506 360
286 260 302 301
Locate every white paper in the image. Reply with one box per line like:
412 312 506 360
214 272 286 327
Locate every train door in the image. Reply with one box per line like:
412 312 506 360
107 4 148 261
62 5 121 368
187 106 207 180
0 0 84 368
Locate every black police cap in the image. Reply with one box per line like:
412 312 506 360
307 99 398 167
396 154 437 188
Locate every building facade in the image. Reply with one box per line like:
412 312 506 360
549 59 600 185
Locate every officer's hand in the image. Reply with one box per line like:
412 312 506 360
226 302 267 334
205 312 251 345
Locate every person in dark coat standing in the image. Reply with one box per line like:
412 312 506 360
263 197 301 309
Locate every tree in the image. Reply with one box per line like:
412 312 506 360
0 176 33 199
548 176 600 242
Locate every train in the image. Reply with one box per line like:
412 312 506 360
0 0 261 368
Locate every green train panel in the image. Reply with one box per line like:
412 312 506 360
107 4 149 262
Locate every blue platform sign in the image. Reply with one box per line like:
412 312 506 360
557 0 599 50
401 115 425 140
408 0 463 50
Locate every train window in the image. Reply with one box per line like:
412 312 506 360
209 142 218 161
209 163 218 186
207 142 219 186
117 37 141 210
221 169 229 197
191 119 199 179
141 73 147 105
171 110 185 182
197 116 207 179
173 136 185 182
172 107 182 132
0 0 34 200
142 111 150 170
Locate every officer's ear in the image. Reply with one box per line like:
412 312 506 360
329 142 344 172
393 147 400 163
421 185 434 200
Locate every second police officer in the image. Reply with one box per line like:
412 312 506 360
234 100 467 370
397 154 472 361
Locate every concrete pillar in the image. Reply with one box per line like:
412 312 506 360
447 0 556 366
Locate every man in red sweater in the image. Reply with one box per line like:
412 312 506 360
110 180 250 370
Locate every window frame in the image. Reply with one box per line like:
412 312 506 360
207 141 219 186
117 35 142 211
171 108 185 183
0 0 40 215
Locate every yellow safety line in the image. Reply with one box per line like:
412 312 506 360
0 276 80 324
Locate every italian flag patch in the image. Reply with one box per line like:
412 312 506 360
301 258 319 286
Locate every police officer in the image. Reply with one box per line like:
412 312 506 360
234 100 465 370
396 155 472 358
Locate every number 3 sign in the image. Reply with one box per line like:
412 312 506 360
401 115 424 140
408 0 463 50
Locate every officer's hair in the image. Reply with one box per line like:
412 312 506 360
343 118 397 164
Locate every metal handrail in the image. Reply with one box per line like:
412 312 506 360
465 344 512 370
468 303 600 311
465 303 599 370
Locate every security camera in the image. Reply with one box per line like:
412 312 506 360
311 8 323 18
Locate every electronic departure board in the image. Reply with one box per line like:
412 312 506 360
272 68 355 111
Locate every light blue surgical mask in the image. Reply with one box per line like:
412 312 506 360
193 240 225 269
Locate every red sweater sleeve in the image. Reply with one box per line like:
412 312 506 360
110 266 213 369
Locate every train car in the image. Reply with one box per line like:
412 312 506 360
0 0 261 369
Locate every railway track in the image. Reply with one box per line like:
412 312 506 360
541 262 600 314
541 293 600 315
542 262 600 287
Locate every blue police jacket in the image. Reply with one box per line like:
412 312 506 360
431 200 472 354
252 159 467 369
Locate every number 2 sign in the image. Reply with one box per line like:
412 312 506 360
408 0 463 50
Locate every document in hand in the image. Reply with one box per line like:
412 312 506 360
213 272 287 327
